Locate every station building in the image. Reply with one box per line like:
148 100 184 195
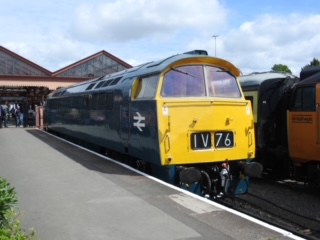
0 45 132 108
0 45 132 128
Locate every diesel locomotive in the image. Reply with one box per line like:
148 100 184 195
288 67 320 184
239 69 320 185
45 50 262 199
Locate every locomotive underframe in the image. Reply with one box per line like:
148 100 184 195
48 127 255 198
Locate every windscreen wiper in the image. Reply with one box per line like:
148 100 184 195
216 70 236 77
171 67 197 78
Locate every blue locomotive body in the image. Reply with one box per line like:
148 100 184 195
45 50 261 198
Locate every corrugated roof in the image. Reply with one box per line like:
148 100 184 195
0 46 52 75
52 50 132 76
0 46 132 77
0 46 132 91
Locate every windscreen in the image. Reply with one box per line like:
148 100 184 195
161 65 241 98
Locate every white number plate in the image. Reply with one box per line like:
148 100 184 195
191 132 212 150
214 132 234 148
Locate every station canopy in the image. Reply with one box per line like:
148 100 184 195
0 46 132 105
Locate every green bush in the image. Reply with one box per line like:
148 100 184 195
0 177 37 240
0 177 17 228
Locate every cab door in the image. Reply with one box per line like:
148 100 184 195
288 85 318 164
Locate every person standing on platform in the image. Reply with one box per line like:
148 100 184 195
27 105 35 127
9 103 17 124
2 101 9 127
19 108 24 127
0 105 3 128
0 104 7 128
15 105 21 127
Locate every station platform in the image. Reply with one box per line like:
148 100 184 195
0 127 305 240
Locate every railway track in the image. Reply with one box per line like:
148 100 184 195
218 178 320 240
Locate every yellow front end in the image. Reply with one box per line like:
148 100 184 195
157 99 255 166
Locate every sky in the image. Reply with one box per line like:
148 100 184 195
1 0 320 76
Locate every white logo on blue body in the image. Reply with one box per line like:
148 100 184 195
133 112 145 131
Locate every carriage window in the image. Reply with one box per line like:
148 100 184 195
206 66 241 98
291 86 315 111
135 75 159 99
161 66 205 97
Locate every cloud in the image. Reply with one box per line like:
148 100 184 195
2 0 320 77
219 14 320 76
4 33 86 71
69 0 228 44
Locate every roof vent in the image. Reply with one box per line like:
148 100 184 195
183 50 208 55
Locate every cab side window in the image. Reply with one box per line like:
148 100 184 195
134 75 159 99
291 86 316 111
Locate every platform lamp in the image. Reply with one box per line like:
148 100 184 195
212 35 219 57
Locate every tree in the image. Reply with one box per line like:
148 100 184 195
271 64 292 74
302 58 320 70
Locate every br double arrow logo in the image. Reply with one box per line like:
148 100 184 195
133 112 145 131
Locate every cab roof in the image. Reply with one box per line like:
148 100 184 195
239 71 298 87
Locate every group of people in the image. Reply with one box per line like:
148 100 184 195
0 101 26 128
